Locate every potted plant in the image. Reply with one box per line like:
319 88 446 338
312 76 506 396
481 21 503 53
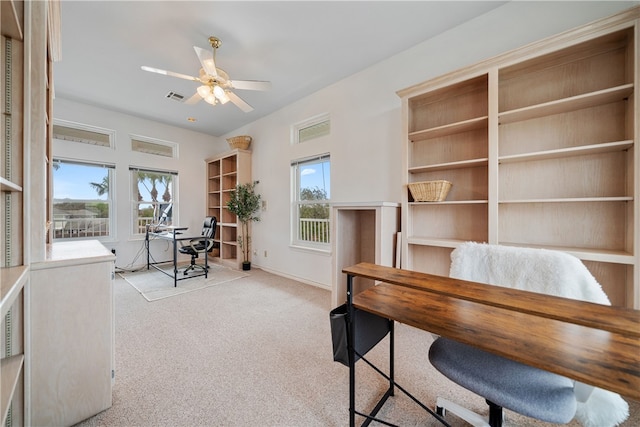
226 181 261 270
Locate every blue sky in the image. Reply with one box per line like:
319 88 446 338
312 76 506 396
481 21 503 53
300 160 331 198
53 163 109 200
53 163 157 202
55 160 331 201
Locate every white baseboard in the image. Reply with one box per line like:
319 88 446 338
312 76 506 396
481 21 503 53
254 264 331 291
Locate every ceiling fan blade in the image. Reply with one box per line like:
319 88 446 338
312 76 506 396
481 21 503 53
184 92 202 105
227 91 254 112
229 80 272 91
193 46 218 78
141 66 199 82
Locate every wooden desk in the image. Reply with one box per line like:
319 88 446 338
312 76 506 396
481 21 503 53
343 263 640 402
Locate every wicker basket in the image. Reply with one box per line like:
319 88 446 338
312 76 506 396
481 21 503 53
226 135 252 150
408 180 452 202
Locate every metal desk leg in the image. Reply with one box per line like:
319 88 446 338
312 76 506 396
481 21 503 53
343 273 449 427
390 321 395 396
204 237 209 279
347 273 356 427
173 234 178 287
146 226 150 270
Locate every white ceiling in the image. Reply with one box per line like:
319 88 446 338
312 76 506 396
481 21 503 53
55 1 507 137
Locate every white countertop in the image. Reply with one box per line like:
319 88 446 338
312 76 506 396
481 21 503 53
31 240 115 270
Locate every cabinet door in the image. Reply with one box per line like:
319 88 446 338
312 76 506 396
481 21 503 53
30 261 113 426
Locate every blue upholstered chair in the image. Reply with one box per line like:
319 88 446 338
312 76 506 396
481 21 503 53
428 242 629 427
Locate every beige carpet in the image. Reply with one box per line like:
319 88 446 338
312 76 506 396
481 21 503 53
77 268 639 427
120 263 248 301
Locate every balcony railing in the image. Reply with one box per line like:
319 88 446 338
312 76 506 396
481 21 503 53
54 216 326 243
137 217 155 234
299 218 330 243
53 218 109 239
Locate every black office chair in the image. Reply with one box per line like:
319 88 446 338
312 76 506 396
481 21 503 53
179 216 217 275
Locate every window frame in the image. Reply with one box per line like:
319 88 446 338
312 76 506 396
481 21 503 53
52 119 116 149
130 133 178 158
290 113 330 145
130 166 179 237
52 158 116 242
291 153 331 250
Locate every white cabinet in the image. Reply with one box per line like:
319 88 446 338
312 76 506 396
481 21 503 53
398 7 639 308
2 1 60 425
30 241 115 426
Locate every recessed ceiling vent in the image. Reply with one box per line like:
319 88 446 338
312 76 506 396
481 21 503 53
165 91 185 102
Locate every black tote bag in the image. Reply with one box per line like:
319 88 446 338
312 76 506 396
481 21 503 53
330 303 391 367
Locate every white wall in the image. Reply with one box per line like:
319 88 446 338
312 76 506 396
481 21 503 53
54 1 637 286
53 98 226 269
224 1 638 288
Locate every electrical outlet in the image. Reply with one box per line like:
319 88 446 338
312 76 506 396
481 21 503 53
253 250 257 256
264 250 268 258
261 200 267 211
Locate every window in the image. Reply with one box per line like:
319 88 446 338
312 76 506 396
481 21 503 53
291 154 330 249
52 120 115 148
52 159 115 240
130 134 177 158
131 167 177 235
291 113 330 144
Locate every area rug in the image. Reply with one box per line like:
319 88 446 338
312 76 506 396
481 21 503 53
120 264 248 302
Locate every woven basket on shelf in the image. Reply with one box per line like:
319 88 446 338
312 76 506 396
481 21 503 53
226 135 252 150
408 180 452 202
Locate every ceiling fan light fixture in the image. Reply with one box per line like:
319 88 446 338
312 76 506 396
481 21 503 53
197 85 210 98
204 93 217 105
213 85 230 104
142 35 269 113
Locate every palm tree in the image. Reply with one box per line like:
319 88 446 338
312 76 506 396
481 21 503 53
161 175 172 202
136 171 163 202
89 175 109 197
147 173 160 202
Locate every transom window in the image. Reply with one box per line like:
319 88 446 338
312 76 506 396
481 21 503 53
291 113 330 144
130 134 177 158
52 120 115 148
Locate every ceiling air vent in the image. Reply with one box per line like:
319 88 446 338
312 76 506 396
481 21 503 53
165 91 185 102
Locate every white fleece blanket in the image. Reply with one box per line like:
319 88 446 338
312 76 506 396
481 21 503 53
449 242 629 427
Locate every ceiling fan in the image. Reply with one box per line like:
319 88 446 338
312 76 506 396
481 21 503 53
141 36 271 113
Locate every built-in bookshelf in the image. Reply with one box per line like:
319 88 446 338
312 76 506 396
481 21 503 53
1 2 60 425
205 149 252 269
1 2 26 424
398 7 639 308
